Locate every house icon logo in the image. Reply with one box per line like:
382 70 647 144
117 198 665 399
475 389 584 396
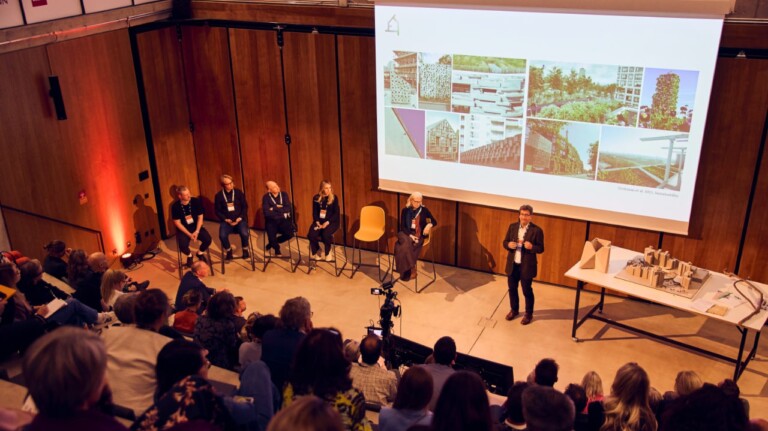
386 15 399 36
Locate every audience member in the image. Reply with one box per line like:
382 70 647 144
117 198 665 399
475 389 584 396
172 290 202 334
601 362 657 431
73 252 109 311
22 327 128 431
564 384 590 431
379 366 433 431
419 336 457 411
113 292 138 324
175 261 214 311
262 296 313 390
102 288 173 416
42 240 70 281
66 249 90 290
350 334 398 406
533 358 559 387
719 379 749 419
498 381 530 431
343 338 361 364
431 370 494 431
660 383 748 431
239 313 278 369
267 395 344 431
194 290 243 370
100 269 128 311
283 328 372 431
664 370 702 401
581 371 604 410
523 385 575 431
17 259 70 306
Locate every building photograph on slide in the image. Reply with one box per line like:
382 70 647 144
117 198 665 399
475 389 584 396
383 50 418 109
527 61 641 127
458 116 522 170
425 111 460 162
385 107 426 158
418 52 452 111
596 126 688 191
638 68 700 133
450 55 527 119
523 118 601 180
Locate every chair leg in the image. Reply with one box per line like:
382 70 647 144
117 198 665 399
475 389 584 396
247 229 256 272
176 239 183 280
220 243 226 275
208 248 214 277
415 244 437 293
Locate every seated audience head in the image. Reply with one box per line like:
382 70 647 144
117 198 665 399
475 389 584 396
522 385 575 431
433 336 457 366
22 327 108 418
235 296 246 316
290 328 350 399
674 370 703 397
135 288 170 331
360 334 383 366
279 296 312 332
432 370 493 431
18 259 44 287
43 240 67 257
503 381 530 426
67 249 89 282
581 370 604 400
661 383 748 431
113 292 138 324
0 260 20 287
182 289 203 313
266 395 344 431
206 290 237 320
155 339 210 400
392 366 433 412
603 362 656 431
191 260 210 278
407 192 424 208
244 313 278 342
648 386 662 414
266 181 280 194
87 252 109 273
534 358 559 387
564 383 588 414
100 269 126 305
343 338 361 364
718 379 741 398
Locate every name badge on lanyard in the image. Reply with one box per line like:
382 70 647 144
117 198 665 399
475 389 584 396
319 209 327 219
185 215 194 224
411 207 422 231
227 202 235 212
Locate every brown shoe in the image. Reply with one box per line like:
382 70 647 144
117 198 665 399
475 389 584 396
521 314 533 325
505 310 519 321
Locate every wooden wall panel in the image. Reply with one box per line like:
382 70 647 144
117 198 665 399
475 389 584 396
2 208 103 263
735 59 768 283
337 35 399 251
136 26 198 236
283 32 343 232
398 195 457 266
181 25 241 218
661 57 767 273
230 28 289 229
44 29 157 259
0 47 65 220
588 223 660 254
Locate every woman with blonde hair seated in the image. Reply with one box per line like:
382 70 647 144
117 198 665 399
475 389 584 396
394 192 436 281
307 180 340 261
601 362 657 431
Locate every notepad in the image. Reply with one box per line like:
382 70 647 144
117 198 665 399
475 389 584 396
43 298 68 319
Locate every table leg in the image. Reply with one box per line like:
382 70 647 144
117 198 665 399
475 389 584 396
572 281 584 340
599 287 606 313
734 327 748 381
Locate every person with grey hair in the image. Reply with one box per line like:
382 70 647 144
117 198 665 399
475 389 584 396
72 252 108 311
113 292 138 324
215 174 250 261
22 327 127 430
394 192 437 281
174 260 214 311
522 385 575 431
262 180 294 256
349 334 398 406
171 185 212 268
261 296 313 390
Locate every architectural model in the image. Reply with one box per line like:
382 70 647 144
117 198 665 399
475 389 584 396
615 246 710 298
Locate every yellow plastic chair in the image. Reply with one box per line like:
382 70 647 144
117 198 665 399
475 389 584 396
350 205 391 281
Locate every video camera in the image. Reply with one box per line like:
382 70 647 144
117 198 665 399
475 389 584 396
369 281 400 338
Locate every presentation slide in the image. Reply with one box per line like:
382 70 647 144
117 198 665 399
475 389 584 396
375 4 723 234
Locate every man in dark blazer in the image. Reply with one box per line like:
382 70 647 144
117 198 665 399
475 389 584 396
502 204 544 325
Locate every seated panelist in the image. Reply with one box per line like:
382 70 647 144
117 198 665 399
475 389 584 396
394 192 436 281
307 180 340 262
262 181 294 256
214 174 250 261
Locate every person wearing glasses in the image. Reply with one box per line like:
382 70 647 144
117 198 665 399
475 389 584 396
502 204 544 325
214 174 250 261
307 180 340 261
172 185 212 268
394 192 436 282
262 181 294 256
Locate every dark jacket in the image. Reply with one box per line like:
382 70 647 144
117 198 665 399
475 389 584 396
502 222 544 279
214 188 248 222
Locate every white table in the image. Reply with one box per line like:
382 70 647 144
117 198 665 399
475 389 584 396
565 246 768 381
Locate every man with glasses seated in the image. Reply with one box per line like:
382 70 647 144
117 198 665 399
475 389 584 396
394 192 436 282
214 174 250 261
262 180 294 256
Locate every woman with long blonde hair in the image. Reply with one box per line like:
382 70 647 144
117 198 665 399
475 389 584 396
100 269 127 311
601 362 657 431
307 180 340 261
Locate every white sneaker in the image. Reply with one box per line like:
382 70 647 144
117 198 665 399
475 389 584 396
325 251 334 262
97 312 114 325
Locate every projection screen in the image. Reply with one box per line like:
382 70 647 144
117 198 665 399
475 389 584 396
375 3 723 234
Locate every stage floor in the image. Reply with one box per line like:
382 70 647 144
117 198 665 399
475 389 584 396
128 223 768 417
